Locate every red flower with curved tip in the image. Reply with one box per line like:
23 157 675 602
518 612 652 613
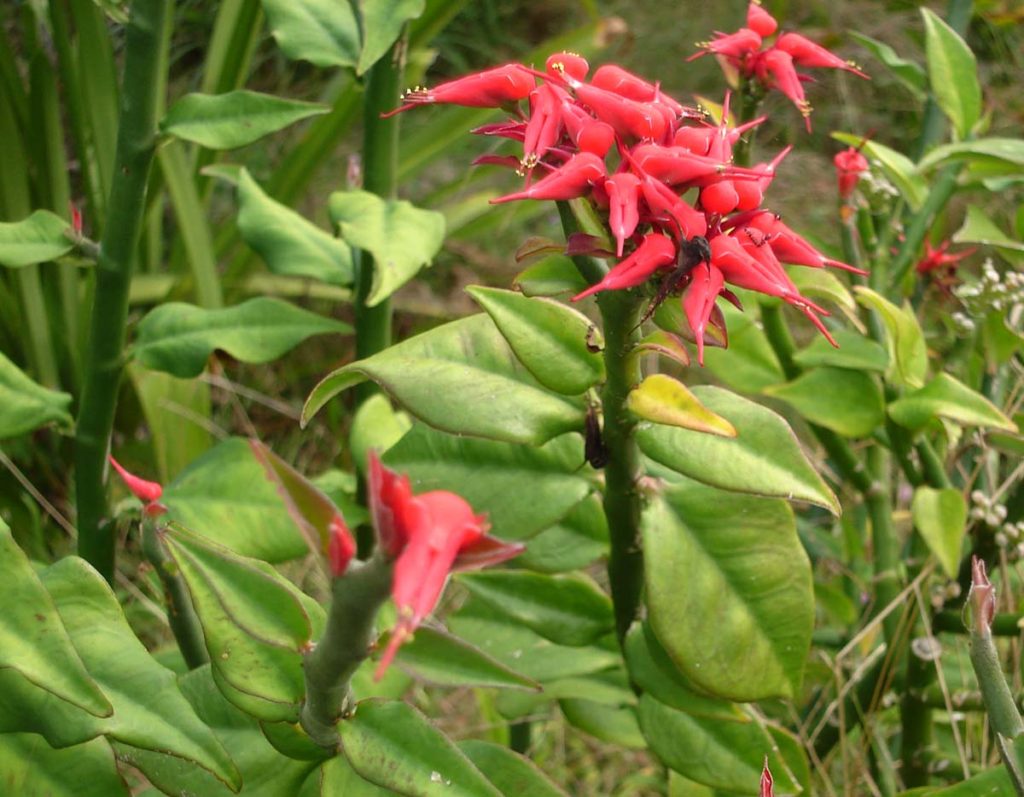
491 152 606 204
571 233 678 301
109 455 166 517
683 261 726 365
368 452 524 679
382 64 535 118
606 172 642 256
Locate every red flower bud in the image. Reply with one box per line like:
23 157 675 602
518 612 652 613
571 233 677 301
328 515 356 577
692 28 763 62
757 49 811 129
546 51 589 82
683 262 726 365
491 152 606 204
606 172 642 256
108 455 163 504
591 64 687 118
383 64 535 118
747 2 778 37
969 556 995 635
760 757 775 797
700 180 740 215
774 33 867 78
568 80 668 142
834 147 869 198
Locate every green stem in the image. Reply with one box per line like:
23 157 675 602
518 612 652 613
300 555 394 749
866 446 901 645
916 439 952 489
142 519 208 669
74 0 171 582
971 620 1024 789
353 39 404 404
900 646 936 786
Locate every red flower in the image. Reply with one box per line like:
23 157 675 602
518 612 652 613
834 146 869 199
368 452 523 679
606 172 642 256
491 152 607 204
571 233 678 301
760 757 775 797
383 64 535 118
915 239 976 275
109 455 166 517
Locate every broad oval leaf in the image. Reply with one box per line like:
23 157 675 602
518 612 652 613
0 209 74 267
919 138 1024 172
357 0 425 75
329 190 445 306
457 571 613 647
0 736 128 796
237 168 353 285
339 699 502 796
764 367 885 438
854 286 927 389
0 522 110 717
467 285 604 395
912 487 967 579
514 495 608 573
559 698 645 748
304 314 586 445
459 740 569 797
0 350 73 438
384 424 593 539
954 205 1024 255
514 254 588 297
161 90 328 149
922 7 980 139
701 303 786 392
638 694 803 795
643 479 814 700
888 373 1017 432
134 297 350 378
793 329 889 372
637 385 839 514
262 0 360 68
163 437 309 562
628 374 736 437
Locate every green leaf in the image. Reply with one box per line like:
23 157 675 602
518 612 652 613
329 190 445 306
357 0 425 75
134 297 350 378
954 205 1024 254
261 0 360 68
764 367 885 438
0 522 110 717
30 558 241 787
559 699 645 748
0 350 73 438
850 32 927 100
793 329 889 372
700 303 786 392
889 373 1016 432
0 209 74 267
628 374 736 437
304 314 585 445
237 168 354 286
514 495 608 573
457 571 613 647
643 479 814 700
514 255 588 297
832 133 928 210
459 740 570 797
390 626 540 691
638 695 802 795
350 393 413 472
919 138 1024 172
912 487 967 579
339 699 502 796
317 754 397 795
926 766 1016 795
162 437 309 562
637 385 839 514
922 7 981 139
467 285 604 395
0 736 128 796
854 287 927 389
162 524 313 723
160 90 328 149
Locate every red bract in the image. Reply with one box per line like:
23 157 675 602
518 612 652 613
328 516 356 577
915 239 977 275
382 64 535 118
571 233 677 301
606 172 642 256
834 146 869 198
683 262 726 364
491 152 606 204
367 452 523 679
109 455 166 516
761 757 775 797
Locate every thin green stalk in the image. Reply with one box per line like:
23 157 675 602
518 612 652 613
300 555 394 748
75 0 172 582
917 438 952 489
867 446 901 645
142 519 208 669
900 646 936 786
971 610 1024 790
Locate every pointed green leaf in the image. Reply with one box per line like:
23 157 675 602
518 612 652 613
317 754 397 795
559 699 645 748
637 385 839 514
912 487 967 578
357 0 425 75
628 374 736 437
919 138 1024 172
954 205 1024 254
457 571 613 647
304 314 585 444
889 373 1017 432
237 168 353 285
467 285 604 395
764 367 885 438
643 479 814 700
854 286 927 389
0 350 73 438
922 7 981 139
515 495 608 573
793 329 889 372
339 699 502 796
134 297 350 378
638 694 802 795
329 190 445 306
161 90 328 149
162 437 309 562
850 32 927 100
0 736 128 796
459 740 570 797
261 0 360 68
0 522 110 717
832 133 928 210
514 255 588 297
389 627 540 691
36 557 241 788
0 209 73 267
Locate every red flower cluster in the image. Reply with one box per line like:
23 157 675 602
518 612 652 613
367 452 523 679
691 1 867 130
